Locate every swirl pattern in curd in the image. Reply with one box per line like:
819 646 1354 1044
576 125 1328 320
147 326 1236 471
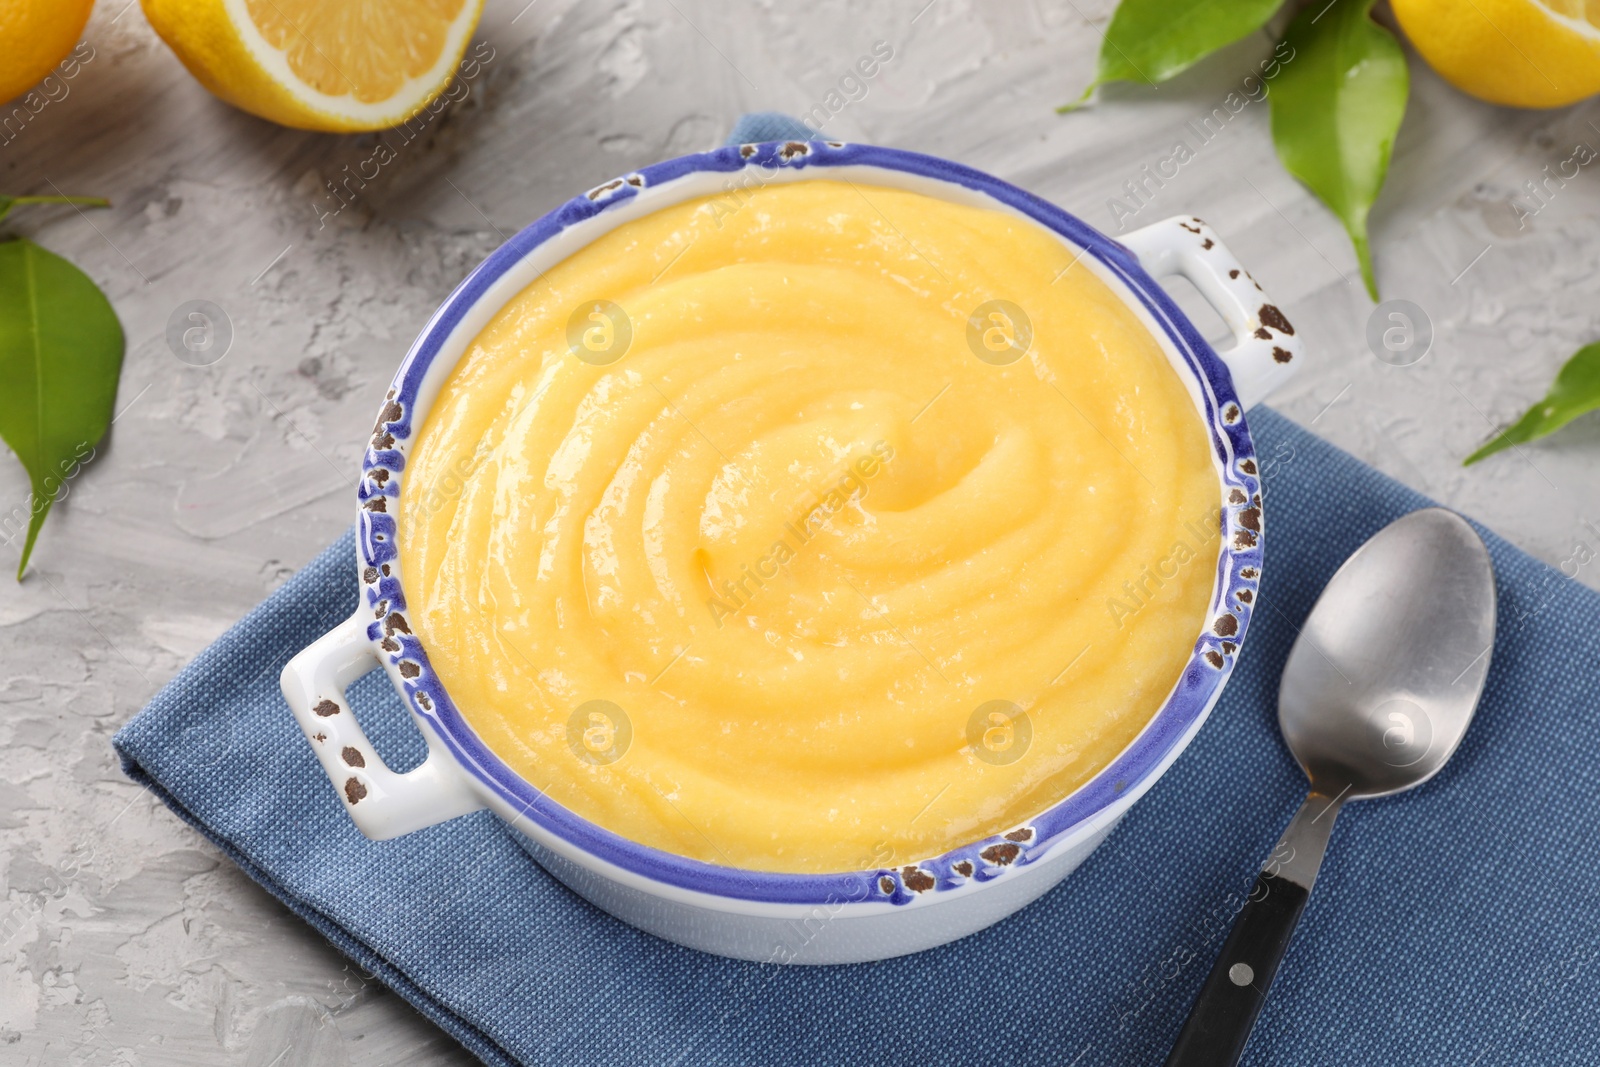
400 180 1221 874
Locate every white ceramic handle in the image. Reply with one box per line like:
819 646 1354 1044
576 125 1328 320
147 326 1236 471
280 610 485 839
1120 216 1302 410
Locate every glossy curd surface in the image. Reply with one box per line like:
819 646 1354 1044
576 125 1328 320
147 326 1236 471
399 180 1221 873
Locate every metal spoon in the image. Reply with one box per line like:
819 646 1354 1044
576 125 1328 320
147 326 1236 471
1166 507 1497 1066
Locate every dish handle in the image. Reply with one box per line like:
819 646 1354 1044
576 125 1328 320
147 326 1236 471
281 611 486 839
1120 216 1302 410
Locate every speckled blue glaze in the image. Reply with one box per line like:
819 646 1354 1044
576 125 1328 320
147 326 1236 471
353 140 1264 907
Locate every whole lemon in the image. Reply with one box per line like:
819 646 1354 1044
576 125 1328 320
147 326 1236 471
1392 0 1600 108
0 0 94 106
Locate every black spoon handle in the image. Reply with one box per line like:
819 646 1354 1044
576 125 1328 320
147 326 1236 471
1165 791 1344 1067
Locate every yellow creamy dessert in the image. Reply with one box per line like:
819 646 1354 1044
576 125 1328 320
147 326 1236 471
400 180 1220 873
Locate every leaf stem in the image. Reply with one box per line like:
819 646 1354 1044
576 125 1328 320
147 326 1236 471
1353 231 1379 302
1056 84 1095 114
12 196 110 209
0 196 110 225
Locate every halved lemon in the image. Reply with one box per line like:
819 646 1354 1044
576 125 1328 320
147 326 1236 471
1392 0 1600 108
141 0 486 132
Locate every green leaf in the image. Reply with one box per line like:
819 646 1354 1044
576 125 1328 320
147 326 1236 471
1464 341 1600 466
0 238 124 578
1061 0 1287 110
1268 0 1407 301
0 196 110 225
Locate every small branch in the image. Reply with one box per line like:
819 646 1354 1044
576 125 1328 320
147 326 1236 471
0 195 111 224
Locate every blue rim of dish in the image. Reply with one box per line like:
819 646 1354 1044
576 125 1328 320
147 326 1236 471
352 140 1263 907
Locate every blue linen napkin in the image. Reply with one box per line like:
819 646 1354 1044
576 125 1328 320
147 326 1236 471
114 117 1600 1066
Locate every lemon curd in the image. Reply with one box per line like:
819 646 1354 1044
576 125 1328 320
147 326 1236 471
400 180 1221 874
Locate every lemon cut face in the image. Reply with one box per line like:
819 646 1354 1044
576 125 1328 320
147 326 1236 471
143 0 485 131
1542 0 1600 25
242 0 468 106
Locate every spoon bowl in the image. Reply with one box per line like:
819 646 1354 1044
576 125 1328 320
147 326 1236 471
1279 507 1497 799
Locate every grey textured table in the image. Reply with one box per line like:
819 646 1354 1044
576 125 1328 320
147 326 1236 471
2 1 1597 1063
